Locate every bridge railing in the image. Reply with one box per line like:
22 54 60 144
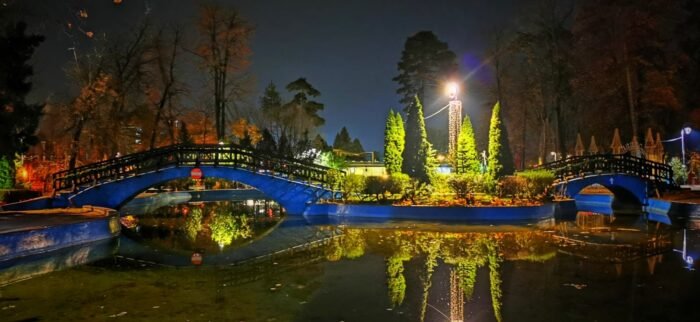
535 154 674 186
52 144 341 191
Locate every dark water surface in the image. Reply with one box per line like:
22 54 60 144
1 202 700 322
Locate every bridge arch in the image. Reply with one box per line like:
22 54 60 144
537 154 674 214
68 166 333 214
0 144 339 214
558 174 649 212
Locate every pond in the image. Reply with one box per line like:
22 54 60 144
1 201 699 322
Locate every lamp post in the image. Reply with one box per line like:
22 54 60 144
446 82 462 160
682 127 692 165
665 127 692 165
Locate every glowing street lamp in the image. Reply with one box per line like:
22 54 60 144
666 127 693 166
682 127 692 166
446 82 459 100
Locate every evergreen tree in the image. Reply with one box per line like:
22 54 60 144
384 110 405 174
294 130 313 159
0 21 44 186
277 131 291 157
393 31 458 110
285 78 325 127
257 128 277 155
311 133 329 151
487 102 514 180
333 126 353 151
350 138 364 153
456 114 480 174
402 96 435 183
261 82 283 115
0 157 12 189
260 82 284 139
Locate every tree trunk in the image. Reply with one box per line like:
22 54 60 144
149 84 171 150
623 42 638 138
539 117 549 163
521 103 527 169
555 97 566 154
68 118 85 170
149 104 164 149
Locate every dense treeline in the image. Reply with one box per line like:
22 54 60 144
494 0 696 166
3 0 698 188
0 2 347 189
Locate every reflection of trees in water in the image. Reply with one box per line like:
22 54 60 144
210 213 251 248
343 229 366 259
418 234 441 322
324 227 557 322
387 254 408 307
184 208 203 241
386 232 412 307
134 201 272 251
487 240 503 322
325 229 366 261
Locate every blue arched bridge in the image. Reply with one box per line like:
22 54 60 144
538 154 675 208
4 144 342 215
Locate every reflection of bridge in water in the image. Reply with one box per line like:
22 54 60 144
553 213 673 266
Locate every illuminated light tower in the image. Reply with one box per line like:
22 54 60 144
447 82 462 160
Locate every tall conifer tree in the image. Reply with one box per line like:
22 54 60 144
384 110 405 174
456 114 480 174
487 102 514 180
402 96 435 183
333 126 353 151
393 31 458 110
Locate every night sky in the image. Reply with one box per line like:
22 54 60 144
19 0 522 152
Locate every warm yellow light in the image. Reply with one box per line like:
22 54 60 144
19 167 29 180
446 82 459 99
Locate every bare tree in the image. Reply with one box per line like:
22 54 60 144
146 26 184 149
194 4 253 141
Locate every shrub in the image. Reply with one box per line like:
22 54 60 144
669 157 687 185
365 176 388 201
387 173 410 197
326 169 345 191
448 174 471 200
515 169 555 199
342 174 366 202
430 173 451 194
497 176 528 198
402 178 434 205
448 173 492 196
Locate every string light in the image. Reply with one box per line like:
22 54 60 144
448 99 462 160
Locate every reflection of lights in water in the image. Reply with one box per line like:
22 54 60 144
674 229 696 271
